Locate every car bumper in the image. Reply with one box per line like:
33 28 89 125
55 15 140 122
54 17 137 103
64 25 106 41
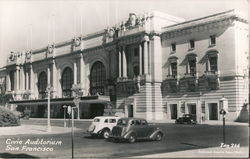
85 130 103 136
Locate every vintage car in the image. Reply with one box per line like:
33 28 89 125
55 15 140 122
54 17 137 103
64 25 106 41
175 114 197 124
109 118 164 143
86 116 121 139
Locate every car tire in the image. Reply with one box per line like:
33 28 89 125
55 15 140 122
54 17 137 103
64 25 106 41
155 132 163 141
128 133 136 143
102 129 110 139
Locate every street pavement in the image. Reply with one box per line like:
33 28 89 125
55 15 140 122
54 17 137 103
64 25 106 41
0 118 248 158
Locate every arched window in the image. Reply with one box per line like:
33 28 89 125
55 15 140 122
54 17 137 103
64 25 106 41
90 61 106 95
62 67 73 97
38 72 47 99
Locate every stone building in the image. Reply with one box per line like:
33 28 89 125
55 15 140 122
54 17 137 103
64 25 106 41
3 10 249 122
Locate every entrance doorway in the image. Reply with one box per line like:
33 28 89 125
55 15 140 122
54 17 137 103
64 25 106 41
208 103 218 120
187 104 196 120
127 105 134 117
37 105 46 118
170 104 177 119
90 104 104 118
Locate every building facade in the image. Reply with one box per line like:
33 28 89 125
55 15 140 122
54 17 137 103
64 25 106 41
3 10 249 122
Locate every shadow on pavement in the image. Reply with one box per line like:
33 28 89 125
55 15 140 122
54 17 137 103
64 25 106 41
0 152 39 158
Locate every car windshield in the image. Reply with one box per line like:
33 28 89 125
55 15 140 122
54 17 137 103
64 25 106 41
93 118 100 122
117 119 128 126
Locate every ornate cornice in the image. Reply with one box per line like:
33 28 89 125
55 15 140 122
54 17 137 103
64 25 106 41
162 18 235 40
161 10 248 40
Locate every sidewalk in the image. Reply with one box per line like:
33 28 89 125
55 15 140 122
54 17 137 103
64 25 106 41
148 119 248 126
130 147 249 158
28 118 249 126
0 125 81 136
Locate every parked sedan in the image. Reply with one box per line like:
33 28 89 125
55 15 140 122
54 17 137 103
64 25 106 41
175 114 197 124
109 118 164 143
86 116 120 139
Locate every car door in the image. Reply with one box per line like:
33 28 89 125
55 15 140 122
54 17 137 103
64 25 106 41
141 120 154 137
129 119 144 139
108 118 118 130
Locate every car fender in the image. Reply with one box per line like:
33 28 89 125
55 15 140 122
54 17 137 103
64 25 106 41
97 127 110 135
149 129 163 139
123 130 136 139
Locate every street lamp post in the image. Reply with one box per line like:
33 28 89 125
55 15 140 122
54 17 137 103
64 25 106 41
72 84 82 120
71 106 77 159
63 105 67 128
46 84 53 132
219 96 228 145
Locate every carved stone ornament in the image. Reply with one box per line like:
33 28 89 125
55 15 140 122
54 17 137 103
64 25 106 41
47 44 55 54
9 52 16 61
107 28 115 38
26 50 32 59
73 37 81 47
128 13 137 27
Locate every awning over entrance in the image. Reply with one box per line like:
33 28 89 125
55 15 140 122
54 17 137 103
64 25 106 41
9 95 111 106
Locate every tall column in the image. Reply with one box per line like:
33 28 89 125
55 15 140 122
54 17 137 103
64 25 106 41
30 65 34 94
47 66 51 85
122 46 127 77
118 47 122 77
217 54 220 74
207 57 211 72
6 73 10 91
25 70 29 90
16 66 20 90
186 62 190 74
52 60 57 97
143 36 149 75
195 56 198 77
139 43 143 75
79 54 85 89
73 61 77 85
20 66 25 91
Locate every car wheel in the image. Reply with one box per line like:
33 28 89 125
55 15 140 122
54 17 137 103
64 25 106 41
102 129 110 139
155 132 163 141
128 133 136 143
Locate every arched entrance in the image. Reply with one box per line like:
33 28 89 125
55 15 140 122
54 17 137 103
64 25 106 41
61 67 73 97
38 71 47 99
90 61 106 95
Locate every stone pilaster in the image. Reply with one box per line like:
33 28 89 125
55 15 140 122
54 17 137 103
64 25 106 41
122 46 127 77
15 66 20 90
29 65 35 99
73 60 77 85
139 43 143 75
150 35 162 83
118 47 122 77
143 35 149 75
47 66 51 85
25 69 29 90
79 54 85 90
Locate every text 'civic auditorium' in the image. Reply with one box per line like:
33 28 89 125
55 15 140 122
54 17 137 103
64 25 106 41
2 10 249 122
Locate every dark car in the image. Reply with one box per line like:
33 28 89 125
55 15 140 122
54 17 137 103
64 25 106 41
109 118 164 143
175 114 197 124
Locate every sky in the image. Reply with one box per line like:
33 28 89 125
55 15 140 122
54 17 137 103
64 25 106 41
0 0 249 68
